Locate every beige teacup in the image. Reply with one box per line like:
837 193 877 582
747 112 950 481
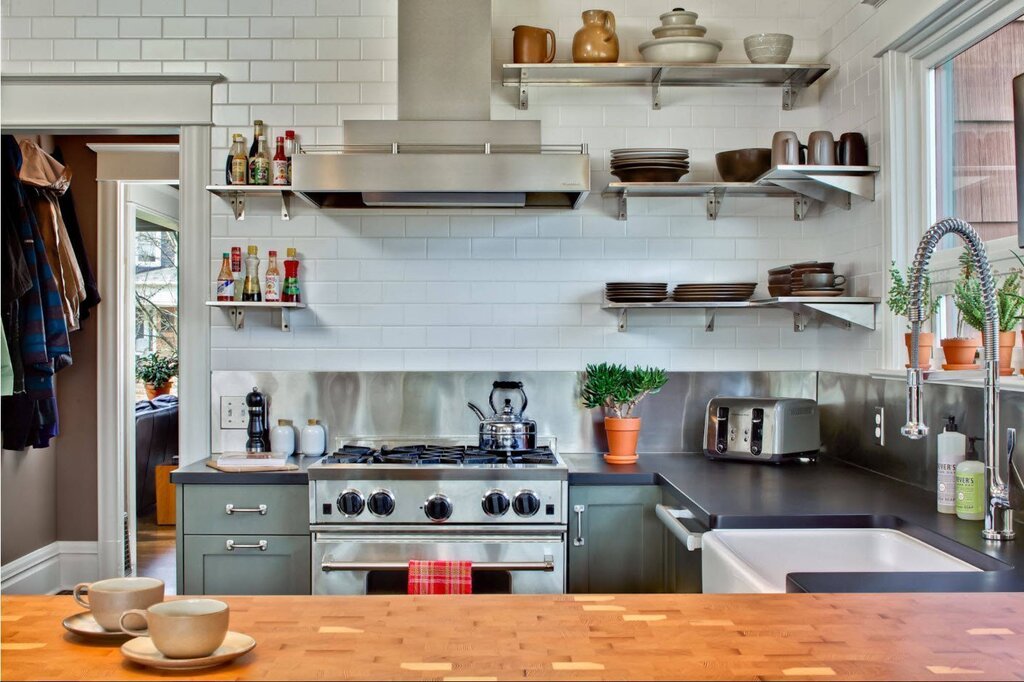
802 272 846 289
120 599 229 659
73 577 164 631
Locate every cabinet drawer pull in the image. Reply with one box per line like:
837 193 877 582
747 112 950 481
225 539 268 551
573 504 585 547
655 504 705 551
225 503 267 515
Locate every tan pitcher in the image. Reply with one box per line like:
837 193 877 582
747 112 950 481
572 10 619 63
513 25 556 64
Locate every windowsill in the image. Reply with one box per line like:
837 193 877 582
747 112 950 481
870 368 1024 392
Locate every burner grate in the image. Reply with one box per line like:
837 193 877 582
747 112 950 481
322 444 557 466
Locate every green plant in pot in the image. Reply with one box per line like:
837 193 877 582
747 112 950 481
136 351 179 399
887 262 940 369
581 363 667 465
953 251 1023 376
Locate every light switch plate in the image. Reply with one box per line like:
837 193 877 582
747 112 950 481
873 406 884 446
220 396 249 429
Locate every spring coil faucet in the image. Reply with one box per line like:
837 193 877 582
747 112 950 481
901 217 1014 541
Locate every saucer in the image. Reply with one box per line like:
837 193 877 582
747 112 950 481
941 363 981 371
62 612 130 641
789 288 845 297
121 631 256 671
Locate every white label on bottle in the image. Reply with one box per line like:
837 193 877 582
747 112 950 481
265 275 281 302
272 159 288 185
217 278 234 299
937 462 956 507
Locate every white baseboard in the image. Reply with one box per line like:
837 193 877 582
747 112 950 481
1 541 99 594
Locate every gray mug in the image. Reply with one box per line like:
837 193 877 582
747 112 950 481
771 131 804 166
807 131 836 165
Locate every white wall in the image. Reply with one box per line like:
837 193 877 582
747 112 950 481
1 0 896 373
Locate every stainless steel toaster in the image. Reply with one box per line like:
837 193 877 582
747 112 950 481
704 397 820 463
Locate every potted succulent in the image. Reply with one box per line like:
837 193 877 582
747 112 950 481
953 253 1023 376
581 363 668 465
887 262 940 369
136 351 178 399
941 251 983 369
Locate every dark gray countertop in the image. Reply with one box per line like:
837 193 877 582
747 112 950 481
171 450 1024 592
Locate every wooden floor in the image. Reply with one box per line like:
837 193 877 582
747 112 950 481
4 593 1024 680
135 514 175 595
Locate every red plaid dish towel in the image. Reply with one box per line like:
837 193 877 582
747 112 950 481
407 560 473 595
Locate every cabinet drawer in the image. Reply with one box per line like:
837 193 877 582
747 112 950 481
182 534 310 595
183 484 308 535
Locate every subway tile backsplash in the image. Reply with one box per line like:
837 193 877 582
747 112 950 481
2 0 886 372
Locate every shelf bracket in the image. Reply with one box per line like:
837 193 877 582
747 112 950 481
793 311 807 333
617 308 628 332
228 306 245 331
279 192 290 221
705 308 716 332
651 68 664 110
705 188 723 221
518 68 529 110
228 192 245 221
782 84 798 111
793 196 810 221
278 307 292 332
617 188 629 221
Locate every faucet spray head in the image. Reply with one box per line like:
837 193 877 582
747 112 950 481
900 367 928 439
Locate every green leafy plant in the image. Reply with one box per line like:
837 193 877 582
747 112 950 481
953 250 1024 334
887 261 939 330
136 351 178 388
581 363 668 418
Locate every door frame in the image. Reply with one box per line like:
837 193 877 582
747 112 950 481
1 73 218 580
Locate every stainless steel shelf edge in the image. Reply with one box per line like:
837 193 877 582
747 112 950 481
205 301 307 332
602 296 880 333
206 185 292 221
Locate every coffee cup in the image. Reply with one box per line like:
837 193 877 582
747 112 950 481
771 131 805 166
73 577 164 631
807 131 836 165
120 599 229 659
837 132 868 165
802 273 846 289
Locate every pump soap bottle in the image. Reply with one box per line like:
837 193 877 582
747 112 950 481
955 436 985 521
937 415 966 514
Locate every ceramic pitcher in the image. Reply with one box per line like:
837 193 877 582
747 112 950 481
572 10 619 63
513 25 556 64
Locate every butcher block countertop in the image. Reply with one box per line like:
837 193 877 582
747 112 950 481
3 593 1024 681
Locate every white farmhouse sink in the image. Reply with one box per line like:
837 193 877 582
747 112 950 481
702 528 982 593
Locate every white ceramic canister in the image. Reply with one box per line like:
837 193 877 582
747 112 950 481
300 419 327 456
270 419 297 456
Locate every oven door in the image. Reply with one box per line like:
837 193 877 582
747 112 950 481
313 527 566 595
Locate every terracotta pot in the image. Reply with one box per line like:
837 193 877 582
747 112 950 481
513 25 556 64
604 417 641 465
940 337 980 369
572 9 619 63
145 379 174 400
904 332 934 369
983 330 1018 376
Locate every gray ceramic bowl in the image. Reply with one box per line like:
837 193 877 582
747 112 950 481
743 33 794 64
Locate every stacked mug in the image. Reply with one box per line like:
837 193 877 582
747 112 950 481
771 131 868 166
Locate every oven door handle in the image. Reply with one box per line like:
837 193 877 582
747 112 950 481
320 559 555 573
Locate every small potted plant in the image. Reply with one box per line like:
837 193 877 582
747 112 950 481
136 351 178 399
941 252 983 369
888 262 940 369
953 253 1023 376
581 363 668 465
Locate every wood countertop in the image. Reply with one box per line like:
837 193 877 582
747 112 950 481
3 593 1024 681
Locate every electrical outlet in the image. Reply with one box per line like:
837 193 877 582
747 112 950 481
873 406 885 446
221 396 249 430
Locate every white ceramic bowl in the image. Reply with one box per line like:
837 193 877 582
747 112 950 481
659 8 698 26
652 24 707 39
639 36 723 64
743 33 794 64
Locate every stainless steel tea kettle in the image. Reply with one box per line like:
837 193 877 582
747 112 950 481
468 381 537 451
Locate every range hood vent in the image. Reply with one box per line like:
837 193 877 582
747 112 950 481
290 0 590 211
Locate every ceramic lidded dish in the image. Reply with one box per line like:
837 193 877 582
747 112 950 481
639 36 723 63
652 24 707 38
743 33 794 64
659 7 698 25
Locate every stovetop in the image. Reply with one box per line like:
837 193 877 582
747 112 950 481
321 444 559 467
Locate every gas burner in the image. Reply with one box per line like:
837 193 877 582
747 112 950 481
321 444 558 467
322 444 383 465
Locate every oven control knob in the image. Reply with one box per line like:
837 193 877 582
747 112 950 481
424 494 453 522
367 490 396 517
336 489 365 517
512 490 541 517
482 490 510 517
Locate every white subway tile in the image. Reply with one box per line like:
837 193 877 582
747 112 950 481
75 16 116 36
98 0 139 15
31 17 75 36
249 16 293 37
184 0 226 15
207 17 249 37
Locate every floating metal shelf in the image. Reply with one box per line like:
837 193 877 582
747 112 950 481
207 185 293 221
602 296 880 333
206 301 306 331
602 165 880 220
502 62 830 111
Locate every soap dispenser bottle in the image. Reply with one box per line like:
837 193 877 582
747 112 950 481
955 436 985 521
937 415 966 514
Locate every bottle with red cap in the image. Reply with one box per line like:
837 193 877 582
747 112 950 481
272 136 288 186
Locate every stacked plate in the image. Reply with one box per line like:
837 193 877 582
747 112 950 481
672 282 757 302
611 148 690 183
606 282 668 303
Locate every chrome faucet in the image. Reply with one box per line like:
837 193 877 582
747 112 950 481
901 217 1015 541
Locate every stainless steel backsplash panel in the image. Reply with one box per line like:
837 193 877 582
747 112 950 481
211 371 817 455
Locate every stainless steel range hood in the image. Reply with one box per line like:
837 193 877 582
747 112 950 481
291 0 590 210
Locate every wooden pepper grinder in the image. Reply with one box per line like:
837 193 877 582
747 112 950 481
245 386 269 453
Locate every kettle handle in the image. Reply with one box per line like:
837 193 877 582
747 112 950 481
489 381 528 416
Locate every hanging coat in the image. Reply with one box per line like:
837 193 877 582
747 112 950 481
53 146 101 322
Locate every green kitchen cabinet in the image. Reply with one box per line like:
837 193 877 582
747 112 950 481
182 534 310 595
568 485 666 593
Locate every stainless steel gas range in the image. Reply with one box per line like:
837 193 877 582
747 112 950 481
308 439 568 595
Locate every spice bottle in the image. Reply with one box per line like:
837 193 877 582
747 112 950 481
216 252 234 301
284 130 296 184
249 135 270 186
272 136 288 186
247 120 264 177
228 133 247 185
242 245 263 302
282 247 301 303
265 250 281 302
231 246 242 301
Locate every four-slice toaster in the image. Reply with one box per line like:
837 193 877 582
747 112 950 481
704 397 820 463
